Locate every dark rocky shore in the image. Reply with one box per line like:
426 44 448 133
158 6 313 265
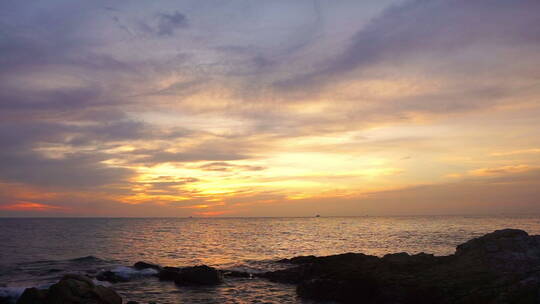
6 229 540 304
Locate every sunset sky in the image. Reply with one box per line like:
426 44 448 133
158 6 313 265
1 0 540 217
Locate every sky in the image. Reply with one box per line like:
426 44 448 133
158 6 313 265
1 0 540 217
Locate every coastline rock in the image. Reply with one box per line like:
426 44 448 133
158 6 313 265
16 288 48 304
222 270 253 278
455 228 540 273
263 229 540 304
278 255 317 264
157 265 223 285
175 265 223 286
133 262 161 271
157 267 181 281
17 274 122 304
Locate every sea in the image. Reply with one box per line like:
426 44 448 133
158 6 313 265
1 216 539 303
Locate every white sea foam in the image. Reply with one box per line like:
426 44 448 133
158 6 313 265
92 279 111 287
110 266 158 280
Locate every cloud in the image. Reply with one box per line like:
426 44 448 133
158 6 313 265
0 0 539 216
0 150 133 189
134 150 251 165
197 162 266 172
275 0 540 90
156 11 188 36
0 119 143 189
491 149 540 157
469 165 532 177
0 201 65 211
238 168 540 217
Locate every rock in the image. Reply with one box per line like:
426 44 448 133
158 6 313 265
97 270 129 283
455 229 540 273
133 262 161 271
92 285 123 304
222 270 253 278
174 265 223 286
263 229 540 304
157 265 222 285
17 274 122 304
157 267 181 281
16 288 48 304
278 255 317 264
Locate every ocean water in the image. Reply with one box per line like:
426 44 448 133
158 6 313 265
1 216 539 303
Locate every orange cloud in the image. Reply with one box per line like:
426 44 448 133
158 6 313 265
469 165 531 177
490 149 540 157
0 201 64 211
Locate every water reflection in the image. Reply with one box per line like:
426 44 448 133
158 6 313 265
1 216 540 267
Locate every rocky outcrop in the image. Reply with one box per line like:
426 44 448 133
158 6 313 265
263 229 540 304
12 229 537 304
17 274 122 304
133 262 161 271
157 265 223 286
94 262 222 286
157 266 181 281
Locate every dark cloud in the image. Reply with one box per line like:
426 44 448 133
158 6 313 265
0 119 146 189
0 150 133 189
0 86 105 113
156 11 188 36
0 120 146 149
135 150 250 165
275 0 540 90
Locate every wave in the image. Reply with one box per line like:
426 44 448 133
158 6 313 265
108 266 158 280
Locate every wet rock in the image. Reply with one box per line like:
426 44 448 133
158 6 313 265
175 265 223 286
16 288 48 304
17 274 122 304
263 229 540 304
133 262 161 271
277 255 317 264
222 270 253 278
49 274 121 304
455 229 540 273
158 265 223 285
157 267 181 281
